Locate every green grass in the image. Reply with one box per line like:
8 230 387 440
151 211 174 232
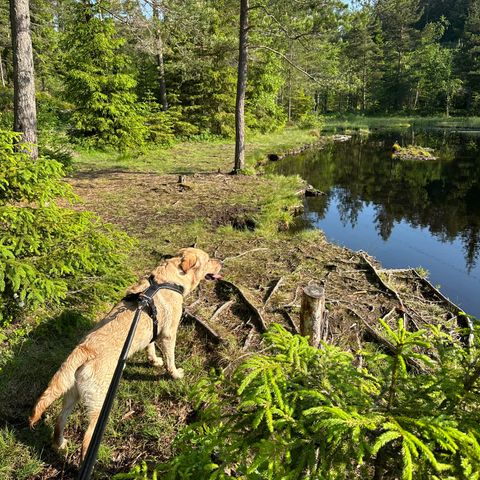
74 127 320 174
0 429 44 479
324 114 480 130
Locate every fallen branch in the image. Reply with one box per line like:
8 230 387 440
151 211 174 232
210 300 234 324
360 253 409 325
274 307 299 334
411 270 474 346
262 277 283 310
182 311 223 344
218 279 267 333
243 327 256 351
284 286 301 308
222 248 269 263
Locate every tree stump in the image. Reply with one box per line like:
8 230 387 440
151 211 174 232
300 284 326 348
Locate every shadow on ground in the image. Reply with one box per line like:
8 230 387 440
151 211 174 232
0 310 95 479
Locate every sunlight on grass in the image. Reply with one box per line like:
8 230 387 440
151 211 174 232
0 428 44 480
324 114 480 130
74 127 319 174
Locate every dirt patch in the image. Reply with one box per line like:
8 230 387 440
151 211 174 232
68 172 264 237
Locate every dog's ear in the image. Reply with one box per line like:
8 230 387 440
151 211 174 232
180 250 198 273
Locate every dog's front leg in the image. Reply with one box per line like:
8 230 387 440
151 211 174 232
146 342 164 367
160 317 183 379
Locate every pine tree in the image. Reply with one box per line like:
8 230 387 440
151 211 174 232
62 2 146 150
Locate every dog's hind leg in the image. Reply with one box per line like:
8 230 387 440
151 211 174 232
146 342 163 367
81 409 100 461
53 387 79 450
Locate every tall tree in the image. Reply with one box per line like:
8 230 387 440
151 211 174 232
463 0 480 113
152 0 168 111
375 0 423 111
234 0 248 172
62 1 146 150
9 0 37 158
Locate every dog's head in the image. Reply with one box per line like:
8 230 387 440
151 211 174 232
172 248 222 294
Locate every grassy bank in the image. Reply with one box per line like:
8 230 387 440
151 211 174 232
0 127 456 479
324 114 480 130
75 127 320 174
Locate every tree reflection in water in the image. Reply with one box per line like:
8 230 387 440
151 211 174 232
274 128 480 273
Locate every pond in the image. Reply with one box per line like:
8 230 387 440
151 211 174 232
273 128 480 318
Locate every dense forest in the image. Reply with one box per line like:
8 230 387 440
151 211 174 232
1 0 480 152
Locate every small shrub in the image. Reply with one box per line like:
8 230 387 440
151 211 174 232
135 320 480 479
298 112 325 130
0 130 134 326
144 104 199 145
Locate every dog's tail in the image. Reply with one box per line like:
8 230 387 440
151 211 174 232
29 344 94 428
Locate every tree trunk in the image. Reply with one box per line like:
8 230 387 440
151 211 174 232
0 51 5 87
10 0 38 158
413 80 420 110
362 55 367 112
152 0 168 111
234 0 248 173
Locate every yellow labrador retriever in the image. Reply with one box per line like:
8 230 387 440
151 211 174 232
29 248 222 459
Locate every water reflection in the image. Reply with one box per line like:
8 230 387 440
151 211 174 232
273 128 480 315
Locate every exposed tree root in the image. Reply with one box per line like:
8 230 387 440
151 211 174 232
218 279 267 333
182 311 223 345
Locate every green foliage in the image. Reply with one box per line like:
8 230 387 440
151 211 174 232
142 97 199 146
0 428 44 479
139 320 480 479
62 3 147 150
0 130 134 325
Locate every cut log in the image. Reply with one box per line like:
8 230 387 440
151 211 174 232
300 283 327 348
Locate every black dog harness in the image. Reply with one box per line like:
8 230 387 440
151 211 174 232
123 275 185 342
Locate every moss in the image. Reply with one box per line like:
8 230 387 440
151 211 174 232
392 144 436 160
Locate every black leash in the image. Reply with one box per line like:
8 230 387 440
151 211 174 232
77 279 184 480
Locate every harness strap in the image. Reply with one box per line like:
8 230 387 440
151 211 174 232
123 275 185 342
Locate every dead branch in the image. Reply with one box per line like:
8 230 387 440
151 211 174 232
218 279 267 333
182 311 223 344
411 270 474 346
284 286 301 308
345 306 423 371
210 300 235 324
243 327 256 351
263 277 283 310
360 253 410 325
274 307 299 334
222 248 269 263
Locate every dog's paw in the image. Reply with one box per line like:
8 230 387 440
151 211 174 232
148 357 164 368
54 438 68 451
170 368 184 380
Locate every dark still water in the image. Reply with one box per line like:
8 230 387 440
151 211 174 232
273 129 480 317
